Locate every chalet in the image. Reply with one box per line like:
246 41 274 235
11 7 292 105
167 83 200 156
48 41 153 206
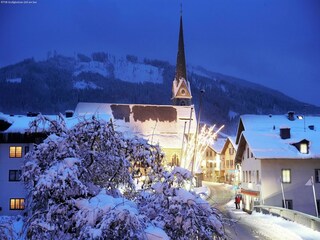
235 112 320 216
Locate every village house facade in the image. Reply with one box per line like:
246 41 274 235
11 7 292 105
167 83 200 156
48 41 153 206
235 112 320 216
221 137 238 185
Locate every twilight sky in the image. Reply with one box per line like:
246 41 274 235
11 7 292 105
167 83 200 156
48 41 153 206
0 0 319 106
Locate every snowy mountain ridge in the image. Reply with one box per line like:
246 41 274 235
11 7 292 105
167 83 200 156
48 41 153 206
0 52 319 134
73 54 163 86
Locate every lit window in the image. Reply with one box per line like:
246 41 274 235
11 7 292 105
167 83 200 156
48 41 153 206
9 170 22 181
282 169 291 183
10 198 25 210
300 143 308 154
9 146 22 158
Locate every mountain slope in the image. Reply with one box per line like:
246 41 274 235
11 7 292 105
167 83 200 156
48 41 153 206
0 52 318 134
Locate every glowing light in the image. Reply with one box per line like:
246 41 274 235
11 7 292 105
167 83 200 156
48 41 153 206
180 124 224 174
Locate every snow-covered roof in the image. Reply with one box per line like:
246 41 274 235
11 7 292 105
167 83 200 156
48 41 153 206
0 112 111 134
75 102 197 149
235 113 320 160
221 136 237 154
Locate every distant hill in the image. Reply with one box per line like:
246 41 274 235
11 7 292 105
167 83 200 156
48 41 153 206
0 52 319 134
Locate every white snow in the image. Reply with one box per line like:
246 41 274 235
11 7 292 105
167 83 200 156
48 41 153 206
6 77 22 83
74 56 164 84
225 200 320 240
74 61 110 77
114 58 163 84
238 114 320 159
73 80 102 90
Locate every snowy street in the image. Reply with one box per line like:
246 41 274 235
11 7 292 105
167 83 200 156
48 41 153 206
205 182 320 240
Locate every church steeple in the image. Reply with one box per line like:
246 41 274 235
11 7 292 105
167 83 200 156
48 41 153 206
175 15 187 83
172 11 192 106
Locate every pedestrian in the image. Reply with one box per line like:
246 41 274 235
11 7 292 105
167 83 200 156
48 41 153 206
235 194 241 209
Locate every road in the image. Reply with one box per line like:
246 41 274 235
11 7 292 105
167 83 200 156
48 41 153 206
204 182 270 240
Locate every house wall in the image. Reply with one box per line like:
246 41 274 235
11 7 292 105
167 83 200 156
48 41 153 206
241 143 261 185
261 159 320 216
0 143 29 216
240 143 262 211
224 142 236 183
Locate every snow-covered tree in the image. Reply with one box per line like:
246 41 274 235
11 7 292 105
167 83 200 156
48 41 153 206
22 114 224 239
137 167 224 239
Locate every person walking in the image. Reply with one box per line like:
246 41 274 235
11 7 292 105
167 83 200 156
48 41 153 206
235 194 241 209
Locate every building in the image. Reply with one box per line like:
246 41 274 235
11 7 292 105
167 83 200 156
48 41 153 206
74 103 196 167
203 138 226 182
74 13 196 169
221 137 238 185
235 112 320 216
0 113 47 215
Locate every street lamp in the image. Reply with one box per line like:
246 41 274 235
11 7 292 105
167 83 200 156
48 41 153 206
191 89 205 180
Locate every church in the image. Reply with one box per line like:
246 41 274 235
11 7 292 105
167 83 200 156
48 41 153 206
74 14 197 168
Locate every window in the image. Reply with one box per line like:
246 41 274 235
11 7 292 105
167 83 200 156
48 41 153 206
229 148 234 155
300 143 308 154
249 171 252 182
316 169 320 183
9 170 22 181
246 171 248 183
10 198 25 210
171 154 179 166
251 152 254 158
25 146 30 154
210 151 212 157
317 200 320 217
282 199 293 210
282 169 291 183
9 146 22 158
256 170 260 184
243 171 245 182
247 148 249 158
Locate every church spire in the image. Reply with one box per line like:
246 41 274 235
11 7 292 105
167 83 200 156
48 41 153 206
175 14 187 82
172 10 192 106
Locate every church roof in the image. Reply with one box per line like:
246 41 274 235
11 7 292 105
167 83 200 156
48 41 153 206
74 102 197 148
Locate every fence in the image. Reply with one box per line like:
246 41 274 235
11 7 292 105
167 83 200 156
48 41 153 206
253 205 320 232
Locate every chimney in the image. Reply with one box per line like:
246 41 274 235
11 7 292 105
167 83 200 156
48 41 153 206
280 127 291 139
65 110 74 118
308 125 315 131
287 111 295 121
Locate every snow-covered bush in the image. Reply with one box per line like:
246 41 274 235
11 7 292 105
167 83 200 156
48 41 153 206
22 114 224 239
23 115 163 239
138 167 224 239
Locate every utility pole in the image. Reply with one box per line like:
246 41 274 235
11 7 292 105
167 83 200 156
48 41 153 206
191 89 205 179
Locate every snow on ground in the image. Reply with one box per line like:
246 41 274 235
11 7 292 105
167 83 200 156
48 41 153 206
225 200 320 240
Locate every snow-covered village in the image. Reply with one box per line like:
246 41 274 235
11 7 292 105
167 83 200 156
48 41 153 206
1 1 320 239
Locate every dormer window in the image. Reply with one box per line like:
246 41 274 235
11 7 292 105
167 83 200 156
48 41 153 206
300 143 308 154
291 139 309 154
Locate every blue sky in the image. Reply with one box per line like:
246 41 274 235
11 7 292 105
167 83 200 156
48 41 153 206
0 0 319 106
